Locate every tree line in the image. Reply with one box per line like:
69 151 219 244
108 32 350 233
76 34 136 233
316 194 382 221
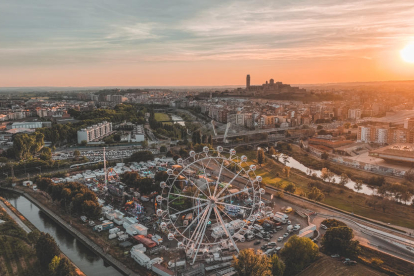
35 177 102 219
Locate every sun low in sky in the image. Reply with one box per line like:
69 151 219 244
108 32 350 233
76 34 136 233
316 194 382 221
401 42 414 63
0 0 414 87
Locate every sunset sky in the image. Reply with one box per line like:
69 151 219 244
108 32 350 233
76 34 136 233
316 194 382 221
1 0 414 87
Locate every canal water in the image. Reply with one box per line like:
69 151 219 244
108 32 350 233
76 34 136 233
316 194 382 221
0 191 122 276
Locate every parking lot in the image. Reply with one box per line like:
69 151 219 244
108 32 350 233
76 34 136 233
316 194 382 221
52 148 158 162
237 203 309 254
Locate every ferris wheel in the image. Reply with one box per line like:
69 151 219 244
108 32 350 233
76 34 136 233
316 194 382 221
156 146 265 264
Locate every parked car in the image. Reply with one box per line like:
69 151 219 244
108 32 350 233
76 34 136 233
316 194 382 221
254 241 261 245
283 233 289 239
261 245 268 250
320 224 327 230
275 247 282 251
287 220 291 225
264 237 270 241
277 237 283 242
267 242 277 247
331 254 340 258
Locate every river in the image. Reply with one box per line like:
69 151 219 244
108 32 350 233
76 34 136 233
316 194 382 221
277 154 413 205
0 191 122 276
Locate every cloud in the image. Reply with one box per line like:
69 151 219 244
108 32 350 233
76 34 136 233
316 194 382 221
1 0 414 67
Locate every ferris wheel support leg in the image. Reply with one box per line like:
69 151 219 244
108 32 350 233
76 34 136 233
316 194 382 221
187 206 210 246
213 206 239 254
191 207 212 265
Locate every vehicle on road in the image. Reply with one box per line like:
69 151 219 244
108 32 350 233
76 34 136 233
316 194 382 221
344 260 357 265
275 247 281 251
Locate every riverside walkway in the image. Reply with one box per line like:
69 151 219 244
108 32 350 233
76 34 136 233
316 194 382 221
0 200 32 233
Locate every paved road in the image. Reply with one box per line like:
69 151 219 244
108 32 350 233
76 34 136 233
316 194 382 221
0 200 31 233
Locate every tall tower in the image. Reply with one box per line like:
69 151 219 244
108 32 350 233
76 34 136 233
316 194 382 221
246 74 250 89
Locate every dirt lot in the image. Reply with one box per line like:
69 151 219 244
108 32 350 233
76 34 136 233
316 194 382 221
298 255 386 276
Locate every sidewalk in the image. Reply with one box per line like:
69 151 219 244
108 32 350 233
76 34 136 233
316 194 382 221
0 200 31 233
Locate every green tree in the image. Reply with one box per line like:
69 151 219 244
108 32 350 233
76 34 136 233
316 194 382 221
73 150 81 160
280 236 319 276
49 256 61 275
179 147 189 158
56 257 75 276
82 200 101 219
233 249 271 276
113 133 121 142
36 233 61 268
354 181 363 192
257 149 266 167
28 230 41 246
321 226 360 257
40 147 52 161
166 150 173 157
269 254 285 276
284 183 296 193
283 166 291 178
160 145 167 153
307 187 325 201
154 171 168 183
80 140 87 146
339 173 349 186
320 219 346 229
128 151 154 162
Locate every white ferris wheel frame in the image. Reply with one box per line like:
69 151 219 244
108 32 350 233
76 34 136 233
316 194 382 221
156 146 265 264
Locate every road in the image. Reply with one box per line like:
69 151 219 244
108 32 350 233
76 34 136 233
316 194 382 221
199 157 414 264
0 200 31 233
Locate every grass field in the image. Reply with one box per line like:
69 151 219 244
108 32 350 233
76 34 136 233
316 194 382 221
236 147 414 228
298 255 386 276
154 113 171 124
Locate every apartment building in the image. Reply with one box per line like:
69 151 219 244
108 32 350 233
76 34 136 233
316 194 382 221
77 121 112 144
348 109 361 120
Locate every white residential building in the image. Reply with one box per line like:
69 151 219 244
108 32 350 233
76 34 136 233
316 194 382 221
77 121 112 144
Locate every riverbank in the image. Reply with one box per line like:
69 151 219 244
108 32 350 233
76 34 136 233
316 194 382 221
237 148 414 229
0 186 139 276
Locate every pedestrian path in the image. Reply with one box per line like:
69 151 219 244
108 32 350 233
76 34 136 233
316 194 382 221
0 200 31 233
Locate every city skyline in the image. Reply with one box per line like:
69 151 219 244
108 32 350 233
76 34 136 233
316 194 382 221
1 0 414 87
